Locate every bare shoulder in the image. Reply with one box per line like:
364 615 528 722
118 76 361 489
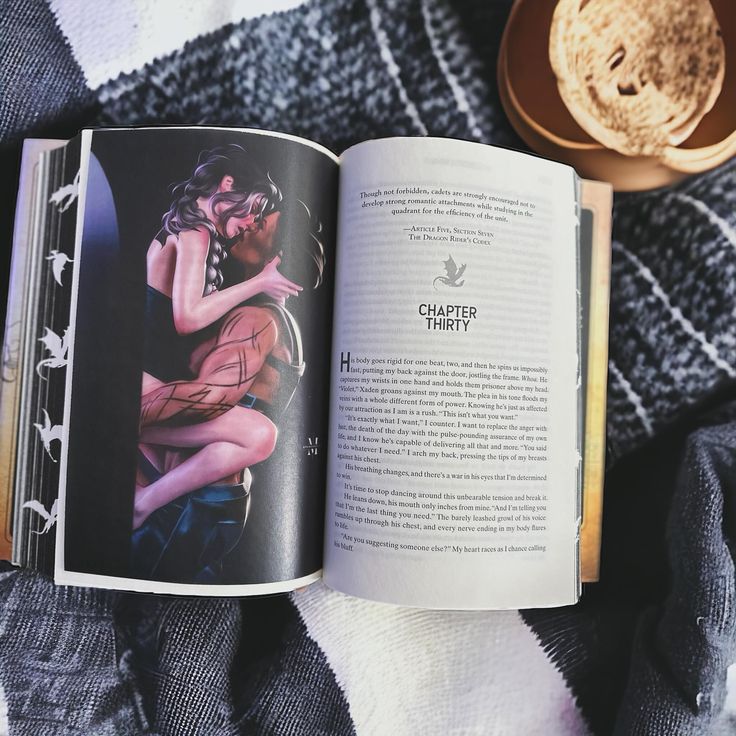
175 227 211 261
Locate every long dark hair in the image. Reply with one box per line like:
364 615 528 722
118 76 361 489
275 199 325 289
161 145 282 237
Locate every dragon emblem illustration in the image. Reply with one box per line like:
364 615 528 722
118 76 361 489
433 254 466 290
46 250 73 286
33 409 63 462
49 170 80 213
36 326 70 378
22 498 58 534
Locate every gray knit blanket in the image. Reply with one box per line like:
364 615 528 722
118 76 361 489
1 1 735 733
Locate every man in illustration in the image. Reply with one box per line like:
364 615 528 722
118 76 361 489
132 198 324 583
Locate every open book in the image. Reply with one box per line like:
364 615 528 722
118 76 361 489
1 128 611 609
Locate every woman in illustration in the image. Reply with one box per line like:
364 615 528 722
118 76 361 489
135 144 301 530
132 192 324 583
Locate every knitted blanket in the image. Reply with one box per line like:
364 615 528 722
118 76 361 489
1 1 735 733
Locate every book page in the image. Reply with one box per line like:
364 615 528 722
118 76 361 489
54 128 338 595
579 180 613 583
324 138 580 609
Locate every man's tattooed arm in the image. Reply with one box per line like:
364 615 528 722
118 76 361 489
140 307 277 428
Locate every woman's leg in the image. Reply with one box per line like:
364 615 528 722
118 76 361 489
133 406 277 529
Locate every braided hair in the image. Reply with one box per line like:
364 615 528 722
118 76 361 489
161 145 282 294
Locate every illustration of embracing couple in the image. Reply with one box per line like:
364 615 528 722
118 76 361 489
131 144 324 583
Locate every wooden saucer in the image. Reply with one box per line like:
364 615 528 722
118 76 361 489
498 0 735 190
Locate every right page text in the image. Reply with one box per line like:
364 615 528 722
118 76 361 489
324 138 580 609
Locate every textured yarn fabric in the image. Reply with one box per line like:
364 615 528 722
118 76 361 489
0 568 148 734
613 419 736 734
523 398 736 735
294 584 587 735
607 162 736 459
0 0 735 734
117 595 243 735
0 1 95 146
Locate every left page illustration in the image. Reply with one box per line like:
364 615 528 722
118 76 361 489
55 128 339 595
